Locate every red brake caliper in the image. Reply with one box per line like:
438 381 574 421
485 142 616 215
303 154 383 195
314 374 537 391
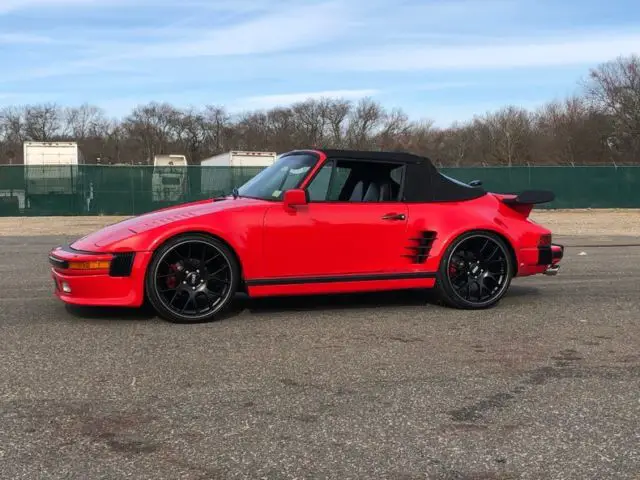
165 263 180 289
449 255 459 277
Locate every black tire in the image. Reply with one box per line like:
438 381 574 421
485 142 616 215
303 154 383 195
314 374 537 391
434 230 514 309
145 233 240 323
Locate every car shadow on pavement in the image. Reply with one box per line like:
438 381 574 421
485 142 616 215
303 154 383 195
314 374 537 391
62 284 541 322
231 284 541 315
64 303 157 322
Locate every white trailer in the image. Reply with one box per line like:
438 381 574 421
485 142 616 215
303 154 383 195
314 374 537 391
199 150 277 167
199 151 277 196
151 154 189 203
23 141 86 212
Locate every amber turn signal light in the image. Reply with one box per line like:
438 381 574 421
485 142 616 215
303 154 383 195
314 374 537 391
68 260 111 270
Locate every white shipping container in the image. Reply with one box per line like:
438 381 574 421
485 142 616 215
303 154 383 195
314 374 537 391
200 151 277 167
153 154 188 168
23 141 85 166
23 142 85 195
199 151 276 196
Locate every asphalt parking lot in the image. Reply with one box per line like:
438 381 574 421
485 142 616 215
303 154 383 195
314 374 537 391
1 234 639 479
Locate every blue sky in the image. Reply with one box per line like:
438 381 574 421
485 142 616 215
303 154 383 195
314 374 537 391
1 0 639 127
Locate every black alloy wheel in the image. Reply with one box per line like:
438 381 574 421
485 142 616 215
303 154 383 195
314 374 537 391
145 233 240 323
435 231 514 309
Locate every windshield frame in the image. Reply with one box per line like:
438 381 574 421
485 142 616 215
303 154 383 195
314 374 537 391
234 152 320 201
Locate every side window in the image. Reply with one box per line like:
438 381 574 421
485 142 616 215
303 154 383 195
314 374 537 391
306 162 333 201
390 166 403 185
306 159 404 202
327 166 351 200
306 160 354 201
342 161 404 202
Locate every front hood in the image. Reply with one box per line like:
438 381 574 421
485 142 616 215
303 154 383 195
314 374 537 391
70 197 262 251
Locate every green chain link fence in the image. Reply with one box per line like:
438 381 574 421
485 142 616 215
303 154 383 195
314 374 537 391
1 164 639 216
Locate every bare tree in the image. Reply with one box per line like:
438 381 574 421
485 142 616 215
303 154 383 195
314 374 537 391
24 103 62 141
265 107 296 153
346 97 385 149
374 107 413 150
324 98 351 148
583 54 640 161
290 98 329 147
122 102 182 163
0 106 26 163
472 106 534 166
532 97 612 165
202 105 231 155
63 103 108 140
439 123 478 167
0 56 637 166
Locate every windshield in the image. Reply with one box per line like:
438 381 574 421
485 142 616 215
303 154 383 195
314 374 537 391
235 153 318 200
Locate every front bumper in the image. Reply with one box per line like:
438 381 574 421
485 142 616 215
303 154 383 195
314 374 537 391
49 245 151 307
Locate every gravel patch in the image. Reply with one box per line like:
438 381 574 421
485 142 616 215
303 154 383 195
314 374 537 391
530 209 640 237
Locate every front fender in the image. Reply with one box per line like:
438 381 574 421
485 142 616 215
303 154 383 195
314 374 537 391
101 212 265 280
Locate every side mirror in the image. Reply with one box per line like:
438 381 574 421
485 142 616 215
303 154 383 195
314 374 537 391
469 179 483 187
283 189 308 211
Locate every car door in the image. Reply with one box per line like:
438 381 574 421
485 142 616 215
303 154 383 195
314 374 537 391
261 158 410 279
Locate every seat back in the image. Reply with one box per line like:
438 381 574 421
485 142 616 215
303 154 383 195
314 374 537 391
363 182 380 202
350 181 364 201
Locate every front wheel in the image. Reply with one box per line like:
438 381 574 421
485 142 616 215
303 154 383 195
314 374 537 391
145 233 240 323
435 231 514 309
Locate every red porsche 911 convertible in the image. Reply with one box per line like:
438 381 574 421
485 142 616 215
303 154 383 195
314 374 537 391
49 149 564 323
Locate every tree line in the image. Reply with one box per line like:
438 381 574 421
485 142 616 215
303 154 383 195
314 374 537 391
1 55 639 167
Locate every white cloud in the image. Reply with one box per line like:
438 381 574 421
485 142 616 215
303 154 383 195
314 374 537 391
0 33 53 44
0 1 353 84
0 0 275 14
230 89 381 110
360 0 522 30
311 31 640 72
89 1 349 61
0 0 106 13
409 82 476 91
0 91 54 101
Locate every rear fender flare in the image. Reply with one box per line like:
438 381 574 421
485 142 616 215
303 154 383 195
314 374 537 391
436 227 519 276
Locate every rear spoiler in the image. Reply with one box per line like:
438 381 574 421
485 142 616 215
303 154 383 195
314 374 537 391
501 190 555 206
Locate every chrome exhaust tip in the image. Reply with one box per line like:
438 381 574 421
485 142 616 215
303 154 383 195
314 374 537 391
544 264 560 276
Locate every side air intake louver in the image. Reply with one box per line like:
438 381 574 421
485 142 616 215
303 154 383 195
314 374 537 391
403 231 437 264
109 252 136 277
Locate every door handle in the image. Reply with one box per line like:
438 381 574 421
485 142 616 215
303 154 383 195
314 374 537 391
382 213 406 221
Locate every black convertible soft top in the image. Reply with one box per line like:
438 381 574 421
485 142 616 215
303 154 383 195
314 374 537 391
285 148 487 203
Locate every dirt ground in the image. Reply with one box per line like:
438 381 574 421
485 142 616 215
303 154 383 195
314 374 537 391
0 209 639 237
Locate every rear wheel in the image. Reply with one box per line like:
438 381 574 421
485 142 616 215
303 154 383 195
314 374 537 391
145 233 239 323
435 231 514 309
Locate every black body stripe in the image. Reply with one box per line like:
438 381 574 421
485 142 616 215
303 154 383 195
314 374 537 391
245 271 436 287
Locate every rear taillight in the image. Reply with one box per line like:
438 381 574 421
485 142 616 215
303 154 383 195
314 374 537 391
538 234 552 246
